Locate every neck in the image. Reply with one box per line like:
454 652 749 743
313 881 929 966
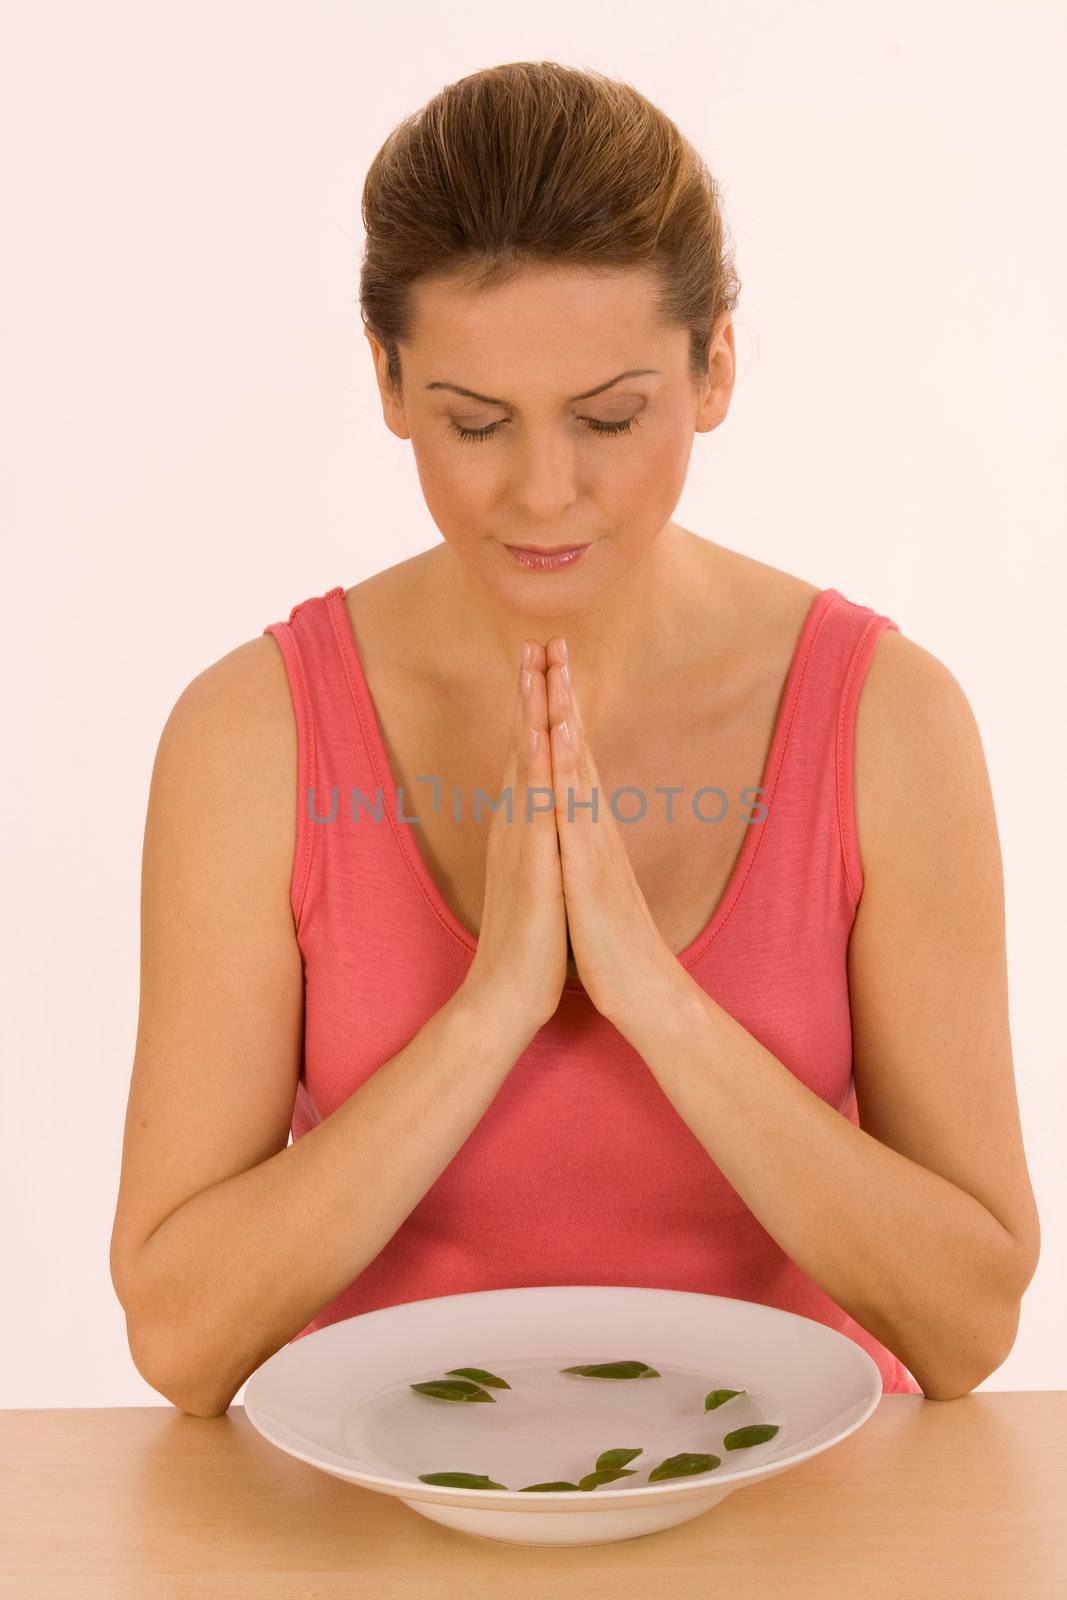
422 523 732 720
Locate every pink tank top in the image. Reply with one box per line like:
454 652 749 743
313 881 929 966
263 582 923 1396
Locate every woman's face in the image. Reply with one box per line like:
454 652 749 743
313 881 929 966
365 264 734 611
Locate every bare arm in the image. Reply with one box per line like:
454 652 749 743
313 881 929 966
110 628 558 1417
594 631 1041 1399
121 983 537 1418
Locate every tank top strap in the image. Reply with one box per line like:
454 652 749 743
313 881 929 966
263 584 388 937
772 586 901 913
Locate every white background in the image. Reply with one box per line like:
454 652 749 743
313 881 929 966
2 1 1063 1406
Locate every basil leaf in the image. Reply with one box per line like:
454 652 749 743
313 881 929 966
578 1467 639 1491
518 1480 581 1492
559 1360 661 1379
410 1379 495 1403
595 1447 644 1470
418 1471 508 1489
723 1424 780 1450
704 1388 745 1410
647 1451 722 1481
444 1366 511 1388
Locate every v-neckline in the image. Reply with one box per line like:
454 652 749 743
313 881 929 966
326 582 839 993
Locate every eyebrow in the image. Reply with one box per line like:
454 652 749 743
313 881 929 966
424 368 661 407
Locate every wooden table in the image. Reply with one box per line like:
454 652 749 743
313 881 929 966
2 1393 1064 1598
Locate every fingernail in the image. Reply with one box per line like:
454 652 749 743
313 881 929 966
560 662 571 689
559 637 568 662
521 641 532 668
558 719 571 746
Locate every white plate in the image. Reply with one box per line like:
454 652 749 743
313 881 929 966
243 1284 882 1547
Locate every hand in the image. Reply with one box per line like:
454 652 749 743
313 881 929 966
544 638 680 1023
462 639 569 1032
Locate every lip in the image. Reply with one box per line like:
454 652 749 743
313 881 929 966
503 541 591 572
505 542 589 554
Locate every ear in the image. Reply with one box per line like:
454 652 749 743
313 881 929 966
364 326 411 442
694 311 736 436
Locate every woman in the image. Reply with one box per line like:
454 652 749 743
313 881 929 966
109 62 1040 1415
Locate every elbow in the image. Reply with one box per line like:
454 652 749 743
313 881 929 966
125 1315 232 1419
149 1364 234 1420
155 1358 234 1418
917 1295 1025 1402
151 1360 235 1420
913 1213 1039 1402
172 1392 233 1420
919 1346 1005 1402
921 1372 989 1402
113 1246 237 1418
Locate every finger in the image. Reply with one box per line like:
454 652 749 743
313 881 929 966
546 649 607 852
514 641 550 747
548 669 585 827
517 641 555 828
543 645 568 736
503 644 529 775
546 654 588 783
525 638 549 676
556 640 590 748
502 641 541 800
525 640 550 735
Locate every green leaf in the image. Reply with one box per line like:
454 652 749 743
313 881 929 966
578 1467 639 1491
518 1481 581 1492
704 1388 746 1410
410 1379 495 1403
647 1451 722 1481
595 1447 644 1470
418 1471 509 1489
444 1366 512 1388
559 1360 661 1379
723 1424 780 1450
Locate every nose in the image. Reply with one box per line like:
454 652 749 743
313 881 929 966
508 425 582 524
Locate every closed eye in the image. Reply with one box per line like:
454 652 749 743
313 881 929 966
449 415 643 444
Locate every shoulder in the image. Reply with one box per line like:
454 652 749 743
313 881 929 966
857 626 986 788
853 625 997 884
149 633 297 874
165 632 295 760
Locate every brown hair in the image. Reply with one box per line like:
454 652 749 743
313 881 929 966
359 60 741 400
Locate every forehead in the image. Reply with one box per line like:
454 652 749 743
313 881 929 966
405 264 683 388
